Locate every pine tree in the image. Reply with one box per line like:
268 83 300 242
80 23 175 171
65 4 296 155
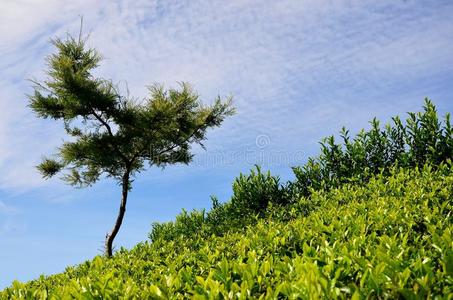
29 34 235 257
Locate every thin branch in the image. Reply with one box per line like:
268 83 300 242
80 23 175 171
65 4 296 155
78 16 84 44
152 122 208 157
90 108 129 163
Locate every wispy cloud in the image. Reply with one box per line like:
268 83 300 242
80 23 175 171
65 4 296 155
2 0 453 192
0 200 17 215
1 0 453 194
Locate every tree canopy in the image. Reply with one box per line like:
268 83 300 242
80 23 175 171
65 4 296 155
29 34 235 256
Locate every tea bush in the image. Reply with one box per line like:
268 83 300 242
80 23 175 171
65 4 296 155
149 209 209 242
291 99 452 198
149 99 452 243
2 165 452 298
150 166 287 242
2 99 452 298
230 165 288 215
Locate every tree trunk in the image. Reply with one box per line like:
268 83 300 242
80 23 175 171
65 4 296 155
105 170 130 257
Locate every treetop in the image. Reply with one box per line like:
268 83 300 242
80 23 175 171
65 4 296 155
30 35 235 187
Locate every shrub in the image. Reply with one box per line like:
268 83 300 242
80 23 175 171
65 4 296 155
149 166 288 242
150 99 453 244
4 165 452 298
230 165 288 215
149 209 207 242
292 98 452 198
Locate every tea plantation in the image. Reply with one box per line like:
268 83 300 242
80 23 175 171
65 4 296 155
2 100 452 299
2 165 452 299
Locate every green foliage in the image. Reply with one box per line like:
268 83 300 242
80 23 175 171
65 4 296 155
230 165 287 215
36 158 64 179
149 198 246 242
292 99 452 198
29 33 234 255
149 166 290 243
5 99 451 297
30 34 234 186
149 166 293 243
150 100 453 245
149 209 208 242
3 166 452 298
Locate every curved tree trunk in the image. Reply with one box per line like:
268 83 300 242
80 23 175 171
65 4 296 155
105 171 130 257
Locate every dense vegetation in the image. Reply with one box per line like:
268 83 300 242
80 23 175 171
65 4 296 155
2 100 452 299
151 99 452 242
3 165 452 299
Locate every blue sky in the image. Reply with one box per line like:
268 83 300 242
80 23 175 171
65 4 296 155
1 0 453 288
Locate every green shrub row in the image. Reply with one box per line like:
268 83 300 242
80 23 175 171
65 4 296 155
3 165 452 298
149 166 286 241
291 99 452 198
149 99 452 243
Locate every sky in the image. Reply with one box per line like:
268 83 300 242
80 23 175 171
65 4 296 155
1 0 453 288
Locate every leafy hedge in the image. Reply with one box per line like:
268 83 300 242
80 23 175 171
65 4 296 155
3 165 452 298
149 166 286 241
149 99 452 242
291 99 452 198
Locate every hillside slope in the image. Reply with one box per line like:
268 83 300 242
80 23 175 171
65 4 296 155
3 100 452 299
2 165 452 299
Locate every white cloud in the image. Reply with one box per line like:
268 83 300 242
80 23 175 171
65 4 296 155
0 1 108 192
0 0 104 51
0 0 452 193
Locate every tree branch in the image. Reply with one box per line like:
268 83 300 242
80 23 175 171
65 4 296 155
153 122 208 157
90 108 129 163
